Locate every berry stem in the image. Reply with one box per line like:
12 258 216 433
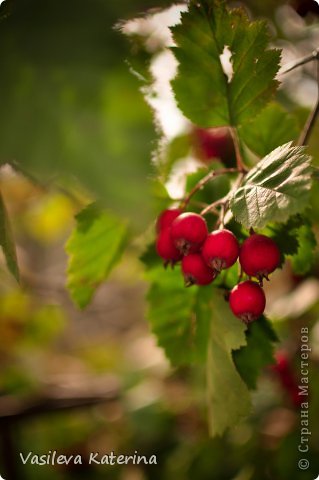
298 58 319 146
228 127 248 172
180 167 239 209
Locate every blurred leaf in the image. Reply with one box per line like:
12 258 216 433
150 179 173 215
0 0 172 229
66 203 128 308
207 291 250 436
290 222 317 275
146 265 213 365
157 134 191 181
0 190 19 281
240 103 299 157
171 0 280 128
230 143 312 228
233 315 278 390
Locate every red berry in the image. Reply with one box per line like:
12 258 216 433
182 253 216 286
171 212 208 255
193 127 235 166
202 229 239 272
156 208 182 233
229 280 266 323
239 234 280 280
156 228 182 264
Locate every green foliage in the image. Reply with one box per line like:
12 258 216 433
171 0 280 128
266 216 316 273
0 190 19 281
240 103 299 157
66 203 128 308
185 165 230 207
0 0 174 228
230 142 312 228
233 316 278 390
207 292 251 436
146 265 213 365
157 134 191 181
290 222 317 275
266 217 301 267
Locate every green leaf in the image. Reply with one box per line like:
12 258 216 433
66 204 128 308
290 222 317 275
185 165 230 207
146 265 213 365
171 0 280 128
157 134 191 181
266 216 301 267
207 291 251 436
0 191 19 281
233 316 278 390
230 142 312 228
240 103 299 157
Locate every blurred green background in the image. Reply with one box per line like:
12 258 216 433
0 0 319 479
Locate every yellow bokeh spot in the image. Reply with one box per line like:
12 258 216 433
24 193 74 243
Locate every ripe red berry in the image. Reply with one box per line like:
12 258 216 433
171 212 208 255
193 127 235 166
202 229 239 272
156 208 182 233
156 228 182 264
239 234 280 280
182 253 216 286
229 280 266 323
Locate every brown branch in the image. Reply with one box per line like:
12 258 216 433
298 59 319 146
180 167 239 210
229 127 247 172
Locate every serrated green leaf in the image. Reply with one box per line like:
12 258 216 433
233 316 278 390
66 204 128 308
207 291 251 436
266 217 302 267
290 223 317 275
146 265 213 365
171 0 280 128
240 103 299 158
230 142 312 228
0 191 19 281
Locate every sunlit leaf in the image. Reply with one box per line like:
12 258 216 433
230 142 312 228
66 204 128 308
207 292 251 436
171 0 280 127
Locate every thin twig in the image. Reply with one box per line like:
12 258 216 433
200 195 228 216
298 59 319 146
279 48 319 75
180 167 239 209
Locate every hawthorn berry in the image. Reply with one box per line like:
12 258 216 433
239 234 280 280
171 212 208 255
156 208 182 233
182 253 216 286
202 229 239 272
156 227 182 265
229 280 266 323
193 126 235 166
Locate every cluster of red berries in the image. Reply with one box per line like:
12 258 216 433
156 209 281 324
